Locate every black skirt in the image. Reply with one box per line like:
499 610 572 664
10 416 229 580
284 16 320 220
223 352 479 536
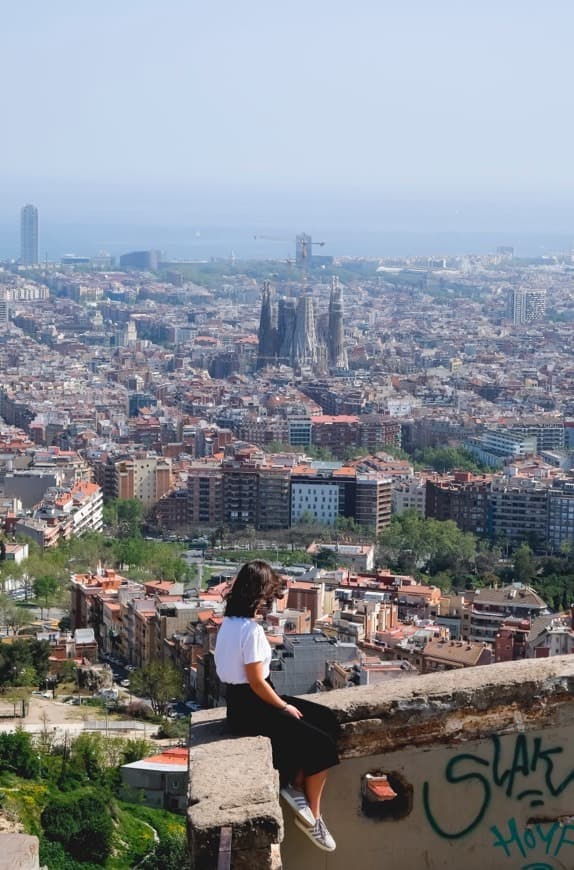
225 680 340 787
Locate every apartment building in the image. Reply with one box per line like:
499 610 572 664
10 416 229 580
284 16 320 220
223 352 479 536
422 638 493 672
494 618 530 662
287 581 334 626
256 465 291 530
94 453 172 509
69 481 103 536
466 429 537 468
392 477 427 516
115 456 172 509
526 611 574 658
354 473 392 534
310 415 361 458
507 287 547 325
487 477 549 549
188 466 223 527
462 584 549 644
547 478 574 552
425 472 491 535
291 473 342 526
70 570 127 633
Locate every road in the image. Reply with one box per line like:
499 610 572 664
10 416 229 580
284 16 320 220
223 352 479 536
0 695 152 740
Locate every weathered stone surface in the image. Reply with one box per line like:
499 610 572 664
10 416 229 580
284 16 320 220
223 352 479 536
0 834 40 870
188 734 283 869
231 844 282 869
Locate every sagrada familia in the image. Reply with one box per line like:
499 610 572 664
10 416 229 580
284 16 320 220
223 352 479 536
256 278 348 372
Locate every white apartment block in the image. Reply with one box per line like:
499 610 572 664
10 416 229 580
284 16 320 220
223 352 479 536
291 481 340 526
392 477 426 516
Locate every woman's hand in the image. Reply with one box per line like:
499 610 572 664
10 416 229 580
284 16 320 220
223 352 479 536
284 703 303 719
245 661 304 717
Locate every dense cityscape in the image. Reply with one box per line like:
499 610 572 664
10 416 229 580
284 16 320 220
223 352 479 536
0 203 573 866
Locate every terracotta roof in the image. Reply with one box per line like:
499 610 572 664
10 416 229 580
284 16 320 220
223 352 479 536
143 747 189 766
473 585 548 609
423 638 489 666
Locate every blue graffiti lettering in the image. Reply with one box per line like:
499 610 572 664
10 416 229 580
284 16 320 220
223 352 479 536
491 818 574 861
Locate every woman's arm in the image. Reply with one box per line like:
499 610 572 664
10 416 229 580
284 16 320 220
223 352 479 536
245 661 303 718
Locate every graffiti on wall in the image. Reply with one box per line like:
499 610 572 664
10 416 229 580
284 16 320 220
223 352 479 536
490 816 574 863
422 733 574 866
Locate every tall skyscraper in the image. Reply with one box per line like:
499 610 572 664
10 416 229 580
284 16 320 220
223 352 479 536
20 204 39 266
508 287 546 325
327 277 348 370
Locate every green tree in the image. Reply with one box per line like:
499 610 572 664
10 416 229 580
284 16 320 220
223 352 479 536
334 516 361 534
41 789 113 864
513 543 535 585
120 738 153 765
377 510 477 583
34 574 60 618
314 547 339 570
104 498 143 538
413 446 487 474
130 662 181 715
140 833 191 870
0 728 38 777
0 638 50 686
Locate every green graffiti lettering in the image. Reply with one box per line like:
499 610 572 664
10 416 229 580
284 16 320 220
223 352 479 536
553 824 574 858
425 735 574 843
422 753 490 839
535 823 559 855
491 818 526 859
530 738 573 798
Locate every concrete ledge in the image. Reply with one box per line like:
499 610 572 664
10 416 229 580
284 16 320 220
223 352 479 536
0 834 40 870
188 733 283 870
320 655 574 757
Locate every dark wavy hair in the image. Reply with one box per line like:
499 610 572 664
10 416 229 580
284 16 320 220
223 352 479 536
225 560 286 617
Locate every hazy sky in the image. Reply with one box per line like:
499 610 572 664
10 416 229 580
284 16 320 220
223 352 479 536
3 0 574 231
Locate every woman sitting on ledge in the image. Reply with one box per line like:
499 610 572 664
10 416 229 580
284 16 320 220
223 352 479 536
214 560 339 853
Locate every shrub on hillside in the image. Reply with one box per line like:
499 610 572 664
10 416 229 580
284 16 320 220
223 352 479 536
0 729 38 778
41 788 113 864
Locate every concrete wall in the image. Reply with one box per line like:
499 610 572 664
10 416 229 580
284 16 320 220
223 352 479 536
188 656 574 869
0 835 40 870
3 472 60 509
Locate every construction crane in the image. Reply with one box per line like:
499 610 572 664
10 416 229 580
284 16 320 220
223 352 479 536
252 233 327 296
252 233 326 264
296 235 325 264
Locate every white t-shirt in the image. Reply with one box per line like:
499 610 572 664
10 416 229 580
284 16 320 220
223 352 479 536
214 617 272 684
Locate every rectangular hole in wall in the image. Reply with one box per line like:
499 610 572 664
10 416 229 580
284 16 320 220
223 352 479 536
361 771 413 821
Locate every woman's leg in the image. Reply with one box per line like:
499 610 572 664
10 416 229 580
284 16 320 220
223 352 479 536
304 768 329 819
293 768 305 790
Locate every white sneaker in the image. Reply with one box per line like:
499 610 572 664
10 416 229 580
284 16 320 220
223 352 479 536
280 785 315 827
294 815 336 852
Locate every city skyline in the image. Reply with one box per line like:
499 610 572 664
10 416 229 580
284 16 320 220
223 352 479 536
3 2 574 868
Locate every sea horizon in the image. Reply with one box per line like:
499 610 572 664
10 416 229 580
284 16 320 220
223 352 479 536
2 224 574 263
